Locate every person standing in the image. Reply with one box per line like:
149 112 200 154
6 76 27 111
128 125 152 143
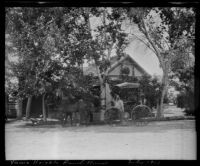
114 95 124 122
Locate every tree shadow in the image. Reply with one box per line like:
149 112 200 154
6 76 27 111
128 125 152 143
9 119 195 134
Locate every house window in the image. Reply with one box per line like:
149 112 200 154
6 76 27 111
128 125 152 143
121 66 130 75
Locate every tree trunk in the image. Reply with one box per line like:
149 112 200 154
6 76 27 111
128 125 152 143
26 96 33 119
156 91 164 119
99 81 106 121
16 99 22 119
42 93 47 122
156 101 160 117
156 71 168 119
84 8 110 121
157 85 167 119
140 18 172 119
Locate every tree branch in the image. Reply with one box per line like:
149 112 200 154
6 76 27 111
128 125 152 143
153 37 164 50
83 8 104 84
129 33 157 55
107 42 114 61
95 61 103 84
140 19 165 69
163 38 171 50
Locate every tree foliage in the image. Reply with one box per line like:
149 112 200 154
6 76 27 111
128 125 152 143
172 65 194 115
6 7 195 119
85 7 129 79
126 7 195 118
5 7 95 99
139 75 162 108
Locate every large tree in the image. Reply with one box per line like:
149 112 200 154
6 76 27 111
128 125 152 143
5 7 93 121
126 7 195 118
6 7 60 120
82 7 129 117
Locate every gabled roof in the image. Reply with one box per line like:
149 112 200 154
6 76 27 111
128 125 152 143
107 54 150 76
83 54 150 76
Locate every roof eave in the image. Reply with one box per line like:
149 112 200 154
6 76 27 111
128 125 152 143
107 55 151 76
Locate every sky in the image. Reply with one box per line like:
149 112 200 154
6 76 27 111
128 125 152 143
124 10 163 76
125 39 163 76
89 14 163 76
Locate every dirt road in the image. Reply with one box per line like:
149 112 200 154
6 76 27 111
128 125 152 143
5 120 196 160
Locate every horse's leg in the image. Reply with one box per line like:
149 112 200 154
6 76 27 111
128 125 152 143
84 111 88 126
70 113 73 126
86 112 90 126
74 112 78 124
87 110 91 126
79 111 83 125
76 112 80 126
85 111 88 126
66 113 69 125
62 113 66 126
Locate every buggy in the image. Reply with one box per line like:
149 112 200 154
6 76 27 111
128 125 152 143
104 82 154 125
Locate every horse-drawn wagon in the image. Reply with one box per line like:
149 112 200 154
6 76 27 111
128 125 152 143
104 82 154 125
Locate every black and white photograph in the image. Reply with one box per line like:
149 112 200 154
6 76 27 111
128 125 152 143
5 6 196 160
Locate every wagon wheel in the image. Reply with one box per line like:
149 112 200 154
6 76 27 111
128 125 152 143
131 104 152 125
104 108 120 124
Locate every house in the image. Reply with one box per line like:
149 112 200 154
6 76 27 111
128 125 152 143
83 54 150 81
83 54 150 119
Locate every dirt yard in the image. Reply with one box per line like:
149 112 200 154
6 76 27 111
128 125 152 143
5 119 196 160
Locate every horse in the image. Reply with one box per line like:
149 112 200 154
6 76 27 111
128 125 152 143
44 91 63 118
44 88 95 126
78 99 95 125
57 95 95 126
59 97 78 126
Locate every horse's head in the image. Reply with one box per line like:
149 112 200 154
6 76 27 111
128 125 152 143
45 91 62 106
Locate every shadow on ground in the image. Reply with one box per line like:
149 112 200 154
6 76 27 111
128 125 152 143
5 119 196 134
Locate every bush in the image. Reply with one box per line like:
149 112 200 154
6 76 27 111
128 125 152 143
184 109 195 116
139 75 162 109
177 90 194 116
177 94 185 108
